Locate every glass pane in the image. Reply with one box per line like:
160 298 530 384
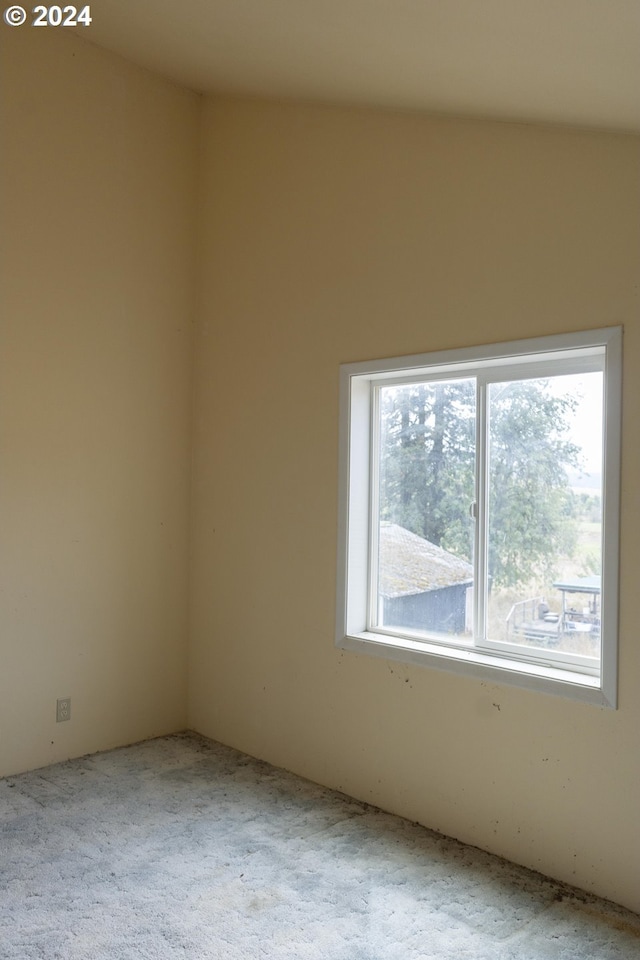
375 378 476 640
487 372 603 660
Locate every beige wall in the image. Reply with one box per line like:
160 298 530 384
190 98 640 912
0 28 199 775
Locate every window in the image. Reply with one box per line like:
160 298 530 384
336 328 621 706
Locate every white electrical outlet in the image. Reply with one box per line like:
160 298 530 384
56 698 71 722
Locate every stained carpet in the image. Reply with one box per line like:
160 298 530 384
1 732 639 959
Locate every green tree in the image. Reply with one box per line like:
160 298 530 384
380 379 476 560
379 378 580 588
487 381 579 587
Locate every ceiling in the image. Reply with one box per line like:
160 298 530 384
79 0 640 132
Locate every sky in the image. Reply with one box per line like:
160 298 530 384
550 371 603 478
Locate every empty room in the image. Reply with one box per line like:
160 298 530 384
1 2 639 957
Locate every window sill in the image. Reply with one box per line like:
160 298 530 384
338 630 614 707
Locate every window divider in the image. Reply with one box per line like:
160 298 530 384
474 378 488 644
367 383 382 631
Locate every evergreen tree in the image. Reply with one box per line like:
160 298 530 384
379 378 580 588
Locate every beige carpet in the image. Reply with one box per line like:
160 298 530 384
1 732 639 959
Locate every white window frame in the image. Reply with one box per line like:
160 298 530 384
336 328 622 707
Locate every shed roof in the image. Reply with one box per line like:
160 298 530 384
552 575 601 595
379 522 473 600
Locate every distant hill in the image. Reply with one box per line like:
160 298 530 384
566 468 602 493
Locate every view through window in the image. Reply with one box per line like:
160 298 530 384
375 372 603 663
